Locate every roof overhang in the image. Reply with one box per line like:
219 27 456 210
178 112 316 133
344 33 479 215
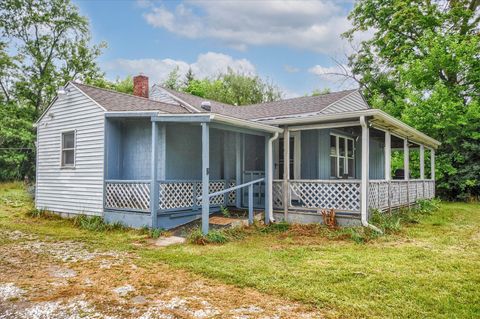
258 109 440 149
124 112 283 134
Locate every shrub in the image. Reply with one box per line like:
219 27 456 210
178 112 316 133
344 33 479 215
417 198 440 214
260 221 290 233
72 215 125 232
187 228 229 245
370 210 402 234
149 228 166 239
220 206 231 217
25 208 60 220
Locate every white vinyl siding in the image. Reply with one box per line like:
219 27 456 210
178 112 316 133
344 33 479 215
150 85 181 105
36 84 105 216
321 91 368 114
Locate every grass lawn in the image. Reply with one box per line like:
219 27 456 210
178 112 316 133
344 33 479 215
1 182 479 318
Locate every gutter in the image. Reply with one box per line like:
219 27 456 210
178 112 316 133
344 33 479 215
266 132 279 222
360 116 383 234
211 113 283 134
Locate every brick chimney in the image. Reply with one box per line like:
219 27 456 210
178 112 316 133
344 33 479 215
133 74 149 98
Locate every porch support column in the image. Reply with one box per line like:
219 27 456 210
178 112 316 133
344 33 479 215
360 116 370 224
150 121 159 228
283 127 290 220
235 133 241 208
430 149 435 180
404 139 410 180
264 135 271 224
384 131 391 181
419 144 425 179
201 122 210 235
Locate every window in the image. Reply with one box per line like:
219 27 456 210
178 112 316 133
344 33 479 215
330 134 355 178
61 131 75 167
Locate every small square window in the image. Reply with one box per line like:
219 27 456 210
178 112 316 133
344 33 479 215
61 131 75 167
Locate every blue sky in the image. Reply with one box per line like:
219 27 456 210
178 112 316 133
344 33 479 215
75 0 361 97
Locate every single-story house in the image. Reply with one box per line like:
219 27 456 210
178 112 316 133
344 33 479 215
35 75 440 233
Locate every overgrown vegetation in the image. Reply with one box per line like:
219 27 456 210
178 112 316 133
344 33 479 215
188 201 441 246
72 215 126 232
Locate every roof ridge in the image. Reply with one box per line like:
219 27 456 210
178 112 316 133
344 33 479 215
71 81 194 112
244 88 359 107
160 85 235 108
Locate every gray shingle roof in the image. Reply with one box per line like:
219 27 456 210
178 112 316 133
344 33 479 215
73 82 364 121
162 87 360 120
72 82 190 114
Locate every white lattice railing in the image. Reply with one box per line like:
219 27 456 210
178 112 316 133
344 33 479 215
104 180 151 212
158 180 236 211
288 180 361 212
272 180 284 210
105 179 235 212
369 180 435 211
272 179 435 213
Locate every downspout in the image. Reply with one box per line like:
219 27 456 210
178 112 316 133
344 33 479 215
267 132 279 222
359 116 383 234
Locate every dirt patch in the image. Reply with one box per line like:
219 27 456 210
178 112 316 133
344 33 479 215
0 229 323 318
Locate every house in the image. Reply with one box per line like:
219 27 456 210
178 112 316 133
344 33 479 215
35 75 440 234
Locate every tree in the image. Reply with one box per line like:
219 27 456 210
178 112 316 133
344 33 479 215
311 88 331 96
88 76 134 94
0 0 106 182
344 0 480 200
163 66 182 91
183 67 195 87
0 0 105 115
183 68 283 105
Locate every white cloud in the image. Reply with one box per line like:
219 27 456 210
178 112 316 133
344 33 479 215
141 1 364 54
102 52 256 85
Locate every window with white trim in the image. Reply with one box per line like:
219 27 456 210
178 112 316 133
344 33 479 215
61 131 75 167
330 134 355 178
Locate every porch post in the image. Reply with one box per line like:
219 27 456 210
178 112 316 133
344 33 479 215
430 149 435 180
264 135 271 224
158 124 166 180
235 133 241 208
419 144 425 179
404 139 410 180
201 122 210 235
384 131 391 181
283 127 290 220
360 116 370 222
150 121 159 228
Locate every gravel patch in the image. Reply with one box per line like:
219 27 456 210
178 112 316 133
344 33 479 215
16 240 125 264
0 283 25 301
48 266 77 278
0 298 111 319
112 284 135 297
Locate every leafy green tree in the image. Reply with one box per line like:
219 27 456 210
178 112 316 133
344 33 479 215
183 68 282 105
87 76 134 94
0 0 106 181
0 102 36 181
0 0 105 114
345 0 480 200
311 88 331 96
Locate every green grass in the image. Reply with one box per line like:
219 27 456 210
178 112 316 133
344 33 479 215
1 182 479 318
